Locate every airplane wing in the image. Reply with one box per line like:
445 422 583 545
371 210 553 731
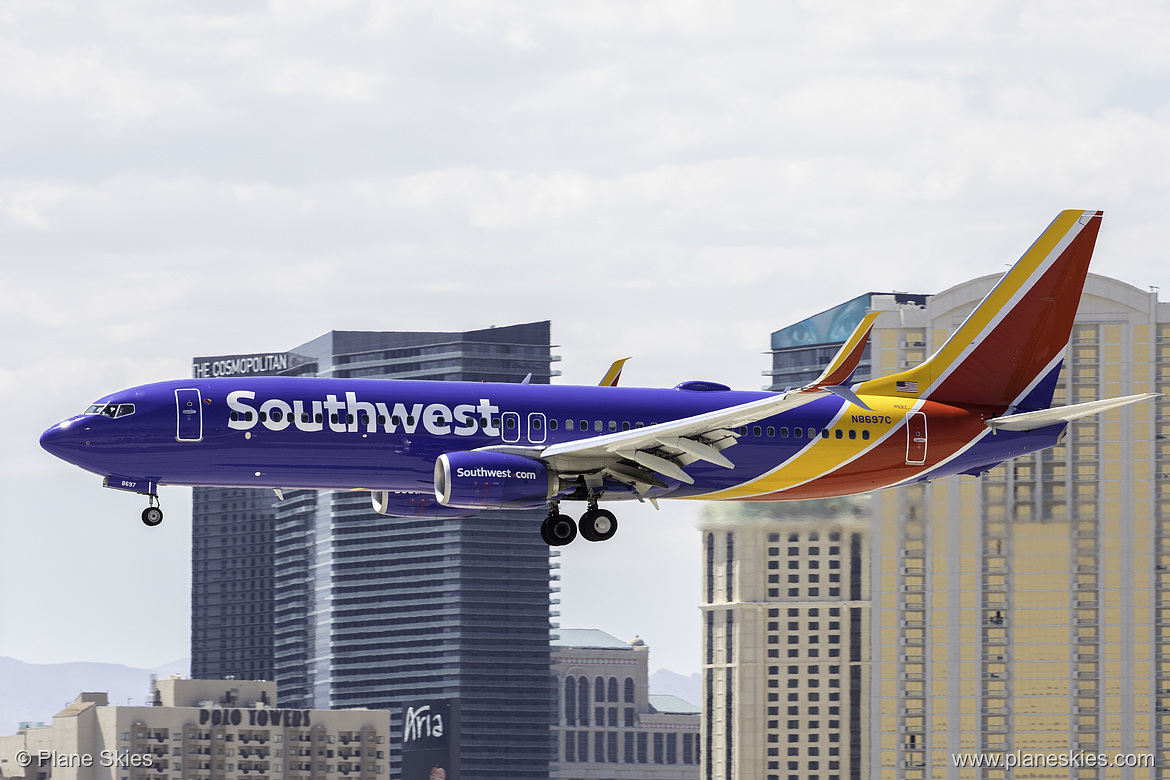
985 393 1157 431
527 389 826 493
488 311 884 494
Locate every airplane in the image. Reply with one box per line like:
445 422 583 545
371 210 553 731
40 209 1156 546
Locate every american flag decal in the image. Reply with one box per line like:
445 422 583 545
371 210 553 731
896 381 918 393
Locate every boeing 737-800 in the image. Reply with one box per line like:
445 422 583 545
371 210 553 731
40 210 1154 545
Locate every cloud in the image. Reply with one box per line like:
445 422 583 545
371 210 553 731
3 0 1170 671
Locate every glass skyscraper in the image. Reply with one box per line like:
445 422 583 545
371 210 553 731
191 322 559 779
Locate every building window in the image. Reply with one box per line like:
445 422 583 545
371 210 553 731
608 677 618 702
726 532 735 601
578 676 589 725
624 677 635 703
565 677 577 725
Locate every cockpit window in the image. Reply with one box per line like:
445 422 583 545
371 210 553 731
84 403 135 418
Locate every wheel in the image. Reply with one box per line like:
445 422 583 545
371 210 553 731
142 506 164 527
540 513 577 546
579 508 618 542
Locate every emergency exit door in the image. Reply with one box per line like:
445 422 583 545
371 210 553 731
175 388 203 442
905 412 927 465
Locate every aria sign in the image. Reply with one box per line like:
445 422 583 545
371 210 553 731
401 700 457 780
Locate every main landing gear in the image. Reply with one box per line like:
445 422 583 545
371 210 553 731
541 498 619 547
141 494 164 527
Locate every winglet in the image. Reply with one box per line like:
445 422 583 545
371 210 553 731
599 358 632 387
805 312 880 390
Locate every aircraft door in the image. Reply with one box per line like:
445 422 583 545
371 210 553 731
175 388 203 442
501 411 520 443
527 412 547 444
906 411 927 465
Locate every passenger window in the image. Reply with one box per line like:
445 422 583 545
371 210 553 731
549 419 559 431
809 428 817 439
848 429 856 440
230 411 239 422
766 426 775 437
753 425 762 436
271 409 283 422
622 421 630 431
608 421 617 432
507 418 516 429
635 422 644 428
862 430 870 440
793 427 802 439
821 429 829 439
315 413 323 424
594 421 603 432
407 415 416 426
834 429 842 439
780 427 789 438
566 420 575 431
391 415 401 426
532 418 542 430
580 420 588 431
259 412 268 423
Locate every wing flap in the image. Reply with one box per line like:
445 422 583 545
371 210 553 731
539 389 824 485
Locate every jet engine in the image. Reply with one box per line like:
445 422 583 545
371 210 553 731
371 490 479 518
434 451 555 510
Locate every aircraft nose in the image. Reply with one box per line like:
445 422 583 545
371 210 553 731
40 419 84 461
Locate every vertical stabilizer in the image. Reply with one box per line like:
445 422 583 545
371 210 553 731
857 209 1103 409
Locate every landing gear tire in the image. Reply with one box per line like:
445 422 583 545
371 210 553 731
142 506 164 527
579 508 618 542
541 514 578 546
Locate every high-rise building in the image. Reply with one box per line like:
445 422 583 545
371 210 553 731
703 274 1166 779
190 322 559 780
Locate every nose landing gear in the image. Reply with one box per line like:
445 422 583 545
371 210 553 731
141 494 164 527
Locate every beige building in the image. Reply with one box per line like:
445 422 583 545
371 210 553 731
553 629 700 779
703 273 1166 779
0 679 390 780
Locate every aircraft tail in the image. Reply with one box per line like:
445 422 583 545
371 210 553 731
856 209 1104 410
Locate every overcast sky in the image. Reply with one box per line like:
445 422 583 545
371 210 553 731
2 0 1170 681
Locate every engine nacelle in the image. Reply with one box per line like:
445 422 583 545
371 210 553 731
435 451 553 510
371 491 479 518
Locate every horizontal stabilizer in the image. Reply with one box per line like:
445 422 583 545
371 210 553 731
985 394 1158 431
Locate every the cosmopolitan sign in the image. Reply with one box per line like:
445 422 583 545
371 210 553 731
193 353 290 379
199 708 312 727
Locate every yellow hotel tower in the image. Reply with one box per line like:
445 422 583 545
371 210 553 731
701 272 1167 780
